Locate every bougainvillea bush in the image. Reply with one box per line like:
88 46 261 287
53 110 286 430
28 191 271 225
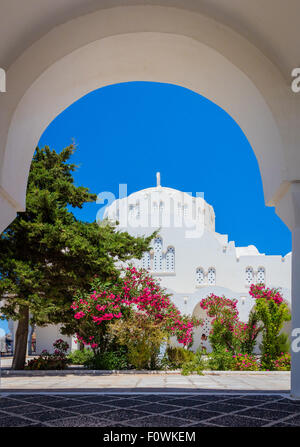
250 284 291 369
198 286 291 371
199 294 260 354
25 339 70 370
232 353 259 371
200 294 239 351
71 267 200 369
272 352 291 371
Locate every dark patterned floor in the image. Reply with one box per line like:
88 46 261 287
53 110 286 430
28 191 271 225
0 393 300 427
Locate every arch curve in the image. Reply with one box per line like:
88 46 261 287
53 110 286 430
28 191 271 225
0 5 292 230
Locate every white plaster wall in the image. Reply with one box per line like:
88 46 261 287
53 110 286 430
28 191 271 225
126 224 291 301
35 325 72 355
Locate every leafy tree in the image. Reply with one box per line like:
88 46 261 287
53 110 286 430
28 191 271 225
0 145 153 369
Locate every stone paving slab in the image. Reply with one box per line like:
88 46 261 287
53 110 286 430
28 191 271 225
0 372 290 393
0 392 298 427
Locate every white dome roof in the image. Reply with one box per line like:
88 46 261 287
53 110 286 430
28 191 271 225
104 178 215 232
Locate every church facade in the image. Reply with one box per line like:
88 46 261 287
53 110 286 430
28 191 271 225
9 175 291 354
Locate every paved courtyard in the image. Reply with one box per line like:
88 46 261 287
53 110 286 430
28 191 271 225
0 392 299 427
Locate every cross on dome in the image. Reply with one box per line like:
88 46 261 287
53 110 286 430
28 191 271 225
156 172 161 187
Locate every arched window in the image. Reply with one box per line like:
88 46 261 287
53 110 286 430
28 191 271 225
207 267 216 285
165 247 175 272
153 237 163 271
153 202 158 212
183 204 188 217
245 267 254 285
159 201 164 213
141 252 151 270
128 204 134 216
257 266 265 283
196 268 205 286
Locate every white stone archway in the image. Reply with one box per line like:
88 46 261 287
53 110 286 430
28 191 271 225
192 303 213 354
1 6 296 227
3 31 285 213
0 4 300 397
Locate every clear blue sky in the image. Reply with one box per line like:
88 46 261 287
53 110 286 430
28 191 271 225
0 319 8 334
38 81 291 256
0 81 291 334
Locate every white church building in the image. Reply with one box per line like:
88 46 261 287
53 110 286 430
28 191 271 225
104 173 291 349
9 174 291 354
102 173 291 352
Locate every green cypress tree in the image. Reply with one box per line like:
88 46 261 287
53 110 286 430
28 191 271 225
0 145 153 369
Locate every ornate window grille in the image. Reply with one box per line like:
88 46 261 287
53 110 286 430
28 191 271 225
165 247 175 272
207 267 216 285
153 237 163 271
245 267 254 285
257 266 265 283
196 268 205 285
141 252 151 270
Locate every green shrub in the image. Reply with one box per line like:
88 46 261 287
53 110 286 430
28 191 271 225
84 349 129 370
127 341 154 370
277 332 290 354
181 350 205 376
67 349 94 365
162 346 195 369
109 313 168 370
207 344 234 371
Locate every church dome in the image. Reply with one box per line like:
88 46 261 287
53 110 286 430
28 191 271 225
104 173 215 232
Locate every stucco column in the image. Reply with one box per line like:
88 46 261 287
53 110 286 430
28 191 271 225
290 183 300 399
0 191 17 233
